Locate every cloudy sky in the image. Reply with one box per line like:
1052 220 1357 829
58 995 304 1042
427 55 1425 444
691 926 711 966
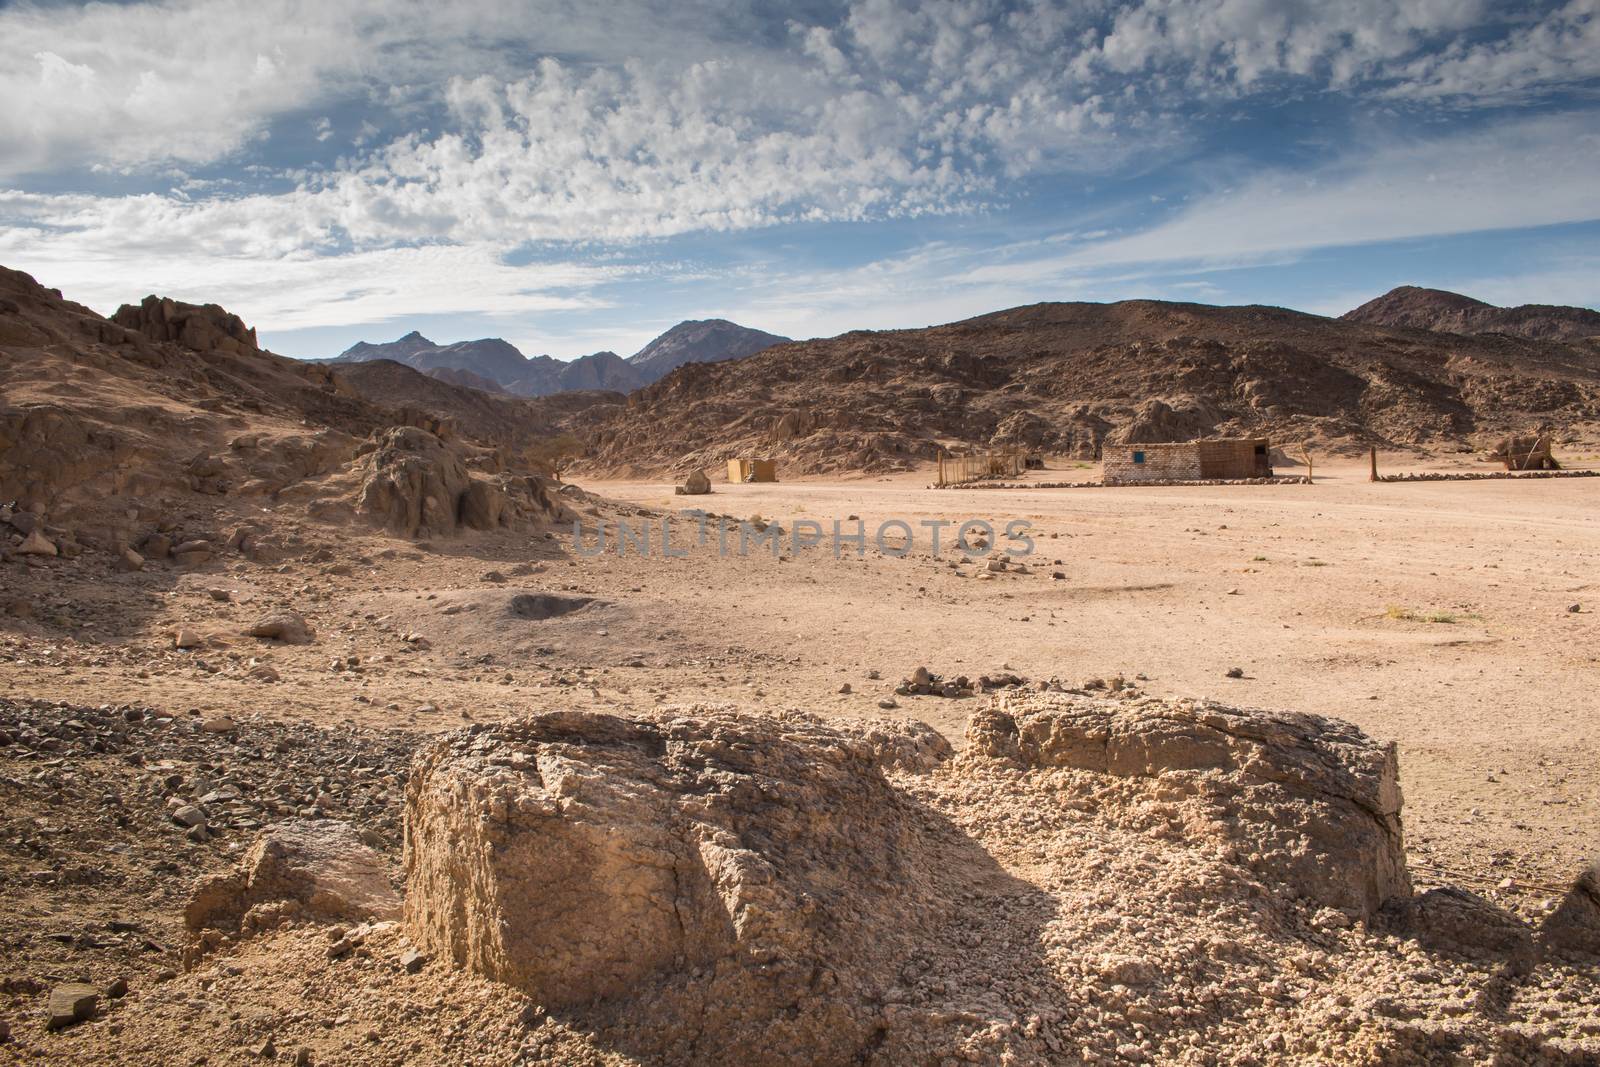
2 0 1598 360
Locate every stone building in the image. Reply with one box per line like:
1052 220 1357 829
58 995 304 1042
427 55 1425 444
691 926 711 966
1102 438 1272 485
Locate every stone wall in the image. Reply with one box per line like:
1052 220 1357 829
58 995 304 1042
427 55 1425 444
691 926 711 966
1103 443 1203 485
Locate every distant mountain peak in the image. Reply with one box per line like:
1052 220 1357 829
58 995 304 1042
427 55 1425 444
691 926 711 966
1342 286 1600 342
627 318 791 379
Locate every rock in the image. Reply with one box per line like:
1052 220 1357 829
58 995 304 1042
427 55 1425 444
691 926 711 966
208 588 232 602
105 977 129 999
404 709 942 1063
174 629 203 650
252 1037 276 1058
172 804 207 828
186 819 400 934
172 539 214 567
117 547 145 572
201 716 237 734
1389 887 1534 965
248 611 316 645
1225 666 1245 678
46 983 99 1030
355 427 470 539
1569 603 1583 613
838 683 852 694
400 948 428 974
1540 860 1600 957
679 469 712 495
967 693 1411 919
140 533 172 560
248 663 281 682
17 529 57 556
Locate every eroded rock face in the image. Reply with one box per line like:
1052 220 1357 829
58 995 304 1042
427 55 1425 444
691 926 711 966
403 709 945 1064
968 693 1411 918
111 295 260 355
186 819 400 935
352 427 569 539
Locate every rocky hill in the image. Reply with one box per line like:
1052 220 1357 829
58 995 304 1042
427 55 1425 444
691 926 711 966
627 318 791 379
577 298 1600 476
0 267 574 559
1343 286 1600 344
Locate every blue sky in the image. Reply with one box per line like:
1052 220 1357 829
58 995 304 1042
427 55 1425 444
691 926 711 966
2 0 1597 360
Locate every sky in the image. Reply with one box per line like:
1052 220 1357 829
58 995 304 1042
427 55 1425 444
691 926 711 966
1 0 1598 361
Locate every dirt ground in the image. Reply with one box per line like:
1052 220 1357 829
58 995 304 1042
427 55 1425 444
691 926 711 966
2 454 1598 1061
3 455 1597 900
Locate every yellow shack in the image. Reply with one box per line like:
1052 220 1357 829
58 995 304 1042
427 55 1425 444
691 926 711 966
727 458 778 483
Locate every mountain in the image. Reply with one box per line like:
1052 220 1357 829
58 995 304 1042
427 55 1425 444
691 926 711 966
326 332 650 397
1342 286 1600 343
575 298 1600 476
628 319 790 379
505 351 650 396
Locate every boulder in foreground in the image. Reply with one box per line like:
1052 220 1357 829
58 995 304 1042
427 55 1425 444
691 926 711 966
186 819 399 935
968 692 1411 918
404 709 945 1064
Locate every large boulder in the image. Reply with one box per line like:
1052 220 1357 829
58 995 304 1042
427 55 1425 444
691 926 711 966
355 427 472 539
403 709 945 1064
352 427 569 538
186 819 399 935
968 693 1411 919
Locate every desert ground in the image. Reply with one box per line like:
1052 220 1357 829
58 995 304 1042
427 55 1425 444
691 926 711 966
3 453 1598 1063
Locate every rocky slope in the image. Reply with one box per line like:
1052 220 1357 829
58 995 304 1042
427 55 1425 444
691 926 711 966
576 298 1600 476
626 318 791 379
1343 286 1600 344
0 267 572 561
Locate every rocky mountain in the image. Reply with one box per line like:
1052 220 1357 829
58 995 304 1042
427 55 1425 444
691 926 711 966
328 319 787 398
1342 286 1600 344
0 267 573 555
574 298 1600 476
627 318 791 379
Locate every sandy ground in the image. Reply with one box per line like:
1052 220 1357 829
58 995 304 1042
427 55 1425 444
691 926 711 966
2 455 1597 909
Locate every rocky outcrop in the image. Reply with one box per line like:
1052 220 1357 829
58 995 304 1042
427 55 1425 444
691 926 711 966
403 709 945 1064
186 819 400 935
352 426 571 539
968 693 1411 919
112 295 260 355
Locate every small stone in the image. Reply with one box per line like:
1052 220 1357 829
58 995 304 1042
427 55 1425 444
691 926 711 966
1569 603 1582 613
117 547 145 572
1225 667 1245 679
17 529 57 556
171 804 207 828
174 629 203 650
208 588 232 602
105 977 129 999
400 948 427 974
201 716 236 734
248 611 315 645
877 698 898 710
837 683 852 694
252 1037 277 1058
294 1047 314 1066
46 983 99 1030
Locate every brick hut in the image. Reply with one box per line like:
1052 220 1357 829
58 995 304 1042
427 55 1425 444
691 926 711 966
1102 438 1272 486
